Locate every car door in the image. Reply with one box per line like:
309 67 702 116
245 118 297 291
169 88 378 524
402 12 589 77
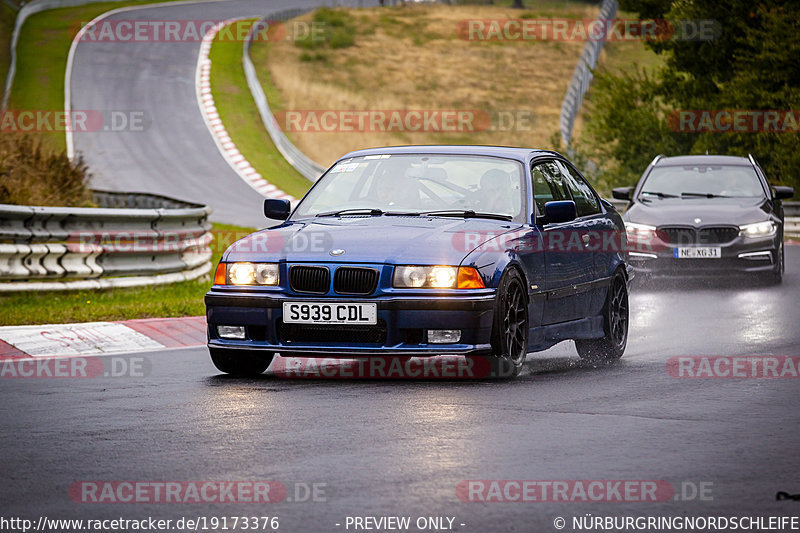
556 160 615 315
531 160 593 324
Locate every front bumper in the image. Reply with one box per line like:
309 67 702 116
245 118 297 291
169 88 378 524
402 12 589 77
205 290 496 356
628 234 779 277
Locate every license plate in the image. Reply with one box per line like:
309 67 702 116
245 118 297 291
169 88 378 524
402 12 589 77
674 247 721 259
282 302 377 325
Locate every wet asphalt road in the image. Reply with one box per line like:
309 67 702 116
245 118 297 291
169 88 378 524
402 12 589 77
19 0 800 527
2 246 800 532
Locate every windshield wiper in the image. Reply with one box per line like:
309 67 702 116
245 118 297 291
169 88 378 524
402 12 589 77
680 192 729 198
640 191 679 198
315 208 384 217
417 210 513 221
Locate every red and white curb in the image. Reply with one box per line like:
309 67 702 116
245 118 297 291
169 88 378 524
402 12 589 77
0 317 207 360
196 20 295 203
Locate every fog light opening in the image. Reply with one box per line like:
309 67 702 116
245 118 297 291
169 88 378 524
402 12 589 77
738 251 772 262
217 325 246 340
427 329 461 344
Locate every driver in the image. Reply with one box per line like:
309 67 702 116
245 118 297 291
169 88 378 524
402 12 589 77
480 169 513 214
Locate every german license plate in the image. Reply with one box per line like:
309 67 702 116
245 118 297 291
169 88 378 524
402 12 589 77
282 302 377 325
674 247 721 259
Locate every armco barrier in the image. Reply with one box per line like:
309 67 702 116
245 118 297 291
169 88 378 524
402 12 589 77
243 10 326 182
559 0 618 147
0 191 212 292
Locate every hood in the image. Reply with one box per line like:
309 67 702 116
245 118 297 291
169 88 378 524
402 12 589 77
624 197 770 227
224 216 522 265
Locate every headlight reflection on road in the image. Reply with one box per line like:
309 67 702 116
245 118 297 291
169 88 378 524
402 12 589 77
628 291 662 340
399 392 479 469
201 384 279 428
729 290 781 346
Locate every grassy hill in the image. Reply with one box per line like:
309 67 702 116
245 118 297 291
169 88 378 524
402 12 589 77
251 3 603 167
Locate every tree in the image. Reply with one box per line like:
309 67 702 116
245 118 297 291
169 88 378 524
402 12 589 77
585 0 800 188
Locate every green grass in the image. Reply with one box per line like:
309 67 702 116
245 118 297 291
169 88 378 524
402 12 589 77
599 35 665 76
0 223 254 326
7 0 191 151
208 20 312 200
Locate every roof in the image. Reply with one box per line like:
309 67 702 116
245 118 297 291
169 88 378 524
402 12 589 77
338 145 562 163
656 155 752 167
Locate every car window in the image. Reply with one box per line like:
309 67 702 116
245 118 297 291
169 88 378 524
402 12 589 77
531 161 570 215
557 161 601 217
292 154 526 221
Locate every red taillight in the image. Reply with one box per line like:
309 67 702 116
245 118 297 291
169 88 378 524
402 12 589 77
456 267 484 289
214 262 227 285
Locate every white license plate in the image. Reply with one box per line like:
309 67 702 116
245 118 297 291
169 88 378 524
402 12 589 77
282 302 377 325
674 247 721 259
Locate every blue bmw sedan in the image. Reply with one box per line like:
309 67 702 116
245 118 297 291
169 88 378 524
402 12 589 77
205 146 633 378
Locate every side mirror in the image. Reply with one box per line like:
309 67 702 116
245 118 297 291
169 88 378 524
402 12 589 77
543 200 577 224
612 187 633 201
773 186 794 200
264 198 290 220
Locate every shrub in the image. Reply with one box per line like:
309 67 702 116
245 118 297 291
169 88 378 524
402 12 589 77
295 8 356 50
0 132 93 206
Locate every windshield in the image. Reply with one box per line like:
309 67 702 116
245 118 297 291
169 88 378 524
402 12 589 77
638 165 765 200
291 154 525 221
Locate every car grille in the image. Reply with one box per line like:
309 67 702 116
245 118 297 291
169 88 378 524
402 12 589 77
659 226 739 245
698 227 740 244
278 320 387 344
334 267 379 295
289 265 330 294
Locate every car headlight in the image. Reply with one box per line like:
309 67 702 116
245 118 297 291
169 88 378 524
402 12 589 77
739 221 776 238
215 262 280 286
393 266 484 289
624 222 657 240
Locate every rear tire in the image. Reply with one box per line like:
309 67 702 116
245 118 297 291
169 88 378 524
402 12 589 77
209 347 273 376
470 269 529 378
575 271 628 362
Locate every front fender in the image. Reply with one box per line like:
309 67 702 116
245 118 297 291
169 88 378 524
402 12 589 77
460 226 544 291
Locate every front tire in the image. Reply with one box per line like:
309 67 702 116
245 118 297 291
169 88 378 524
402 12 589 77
575 271 629 362
757 241 783 285
472 269 529 378
209 347 273 377
770 241 784 284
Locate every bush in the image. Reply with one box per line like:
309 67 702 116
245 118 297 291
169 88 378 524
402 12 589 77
313 7 349 28
0 133 93 206
329 28 355 49
583 66 693 188
295 8 356 50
